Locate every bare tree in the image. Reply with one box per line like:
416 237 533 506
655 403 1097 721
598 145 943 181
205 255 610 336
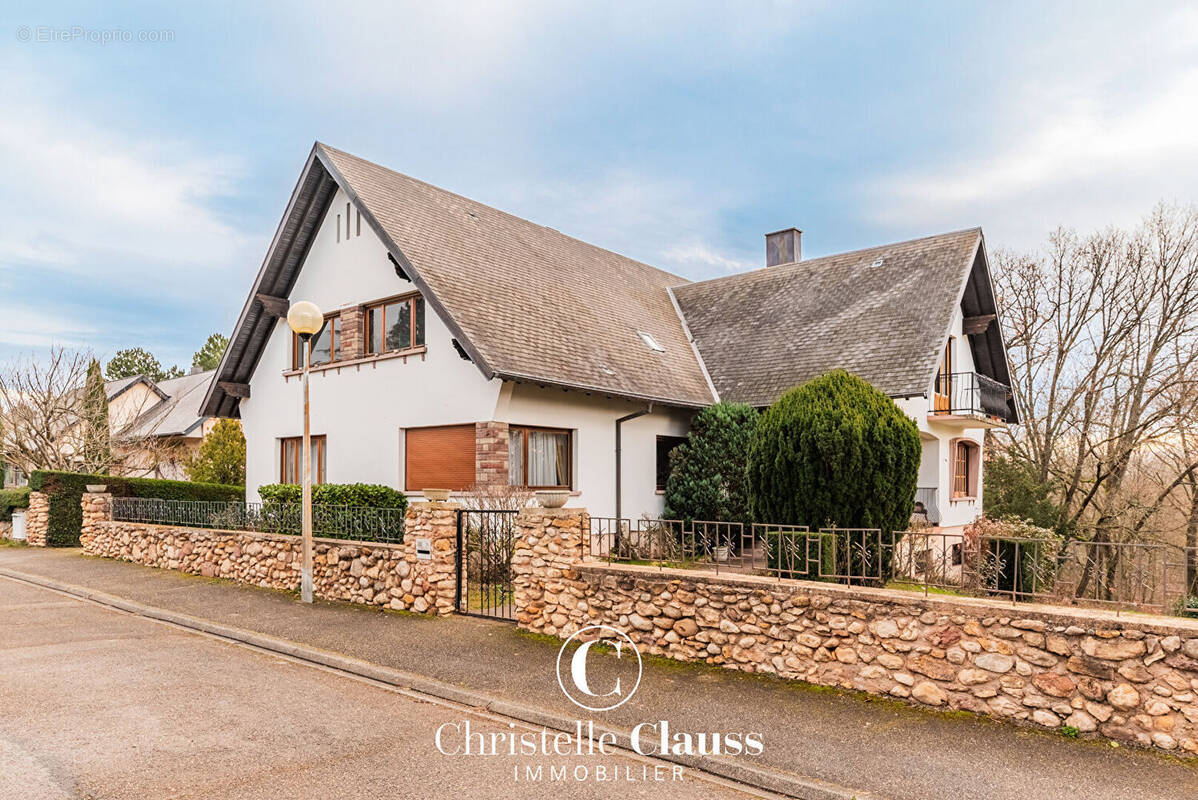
0 346 185 479
0 347 96 473
993 203 1198 599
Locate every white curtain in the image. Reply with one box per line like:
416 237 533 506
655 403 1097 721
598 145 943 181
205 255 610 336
528 430 568 487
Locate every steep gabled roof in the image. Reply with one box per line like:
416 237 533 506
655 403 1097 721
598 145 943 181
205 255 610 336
202 143 715 417
109 370 214 439
672 229 1002 407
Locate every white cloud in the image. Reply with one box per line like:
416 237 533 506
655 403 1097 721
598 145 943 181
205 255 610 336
863 8 1198 250
497 168 754 279
0 303 97 350
0 84 255 296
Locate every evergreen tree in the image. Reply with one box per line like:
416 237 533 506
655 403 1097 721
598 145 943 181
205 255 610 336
664 402 758 526
192 333 229 372
185 419 246 486
105 348 182 382
80 358 111 473
746 370 920 536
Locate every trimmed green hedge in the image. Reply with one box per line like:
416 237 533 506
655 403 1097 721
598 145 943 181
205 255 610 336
257 483 407 512
0 487 30 522
29 470 244 547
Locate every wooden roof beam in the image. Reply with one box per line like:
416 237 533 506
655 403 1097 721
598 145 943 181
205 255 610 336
256 293 290 319
962 314 995 335
217 381 251 399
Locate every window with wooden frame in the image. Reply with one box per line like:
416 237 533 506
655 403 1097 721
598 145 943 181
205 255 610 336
508 426 572 489
292 314 341 369
951 438 979 498
280 435 326 485
366 294 426 355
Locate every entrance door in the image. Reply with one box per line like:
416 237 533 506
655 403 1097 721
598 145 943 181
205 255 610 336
934 339 952 413
455 509 518 620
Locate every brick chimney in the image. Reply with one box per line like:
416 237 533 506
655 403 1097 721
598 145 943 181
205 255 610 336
765 228 802 266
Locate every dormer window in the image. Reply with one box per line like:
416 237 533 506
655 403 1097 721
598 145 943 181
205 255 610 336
638 331 665 352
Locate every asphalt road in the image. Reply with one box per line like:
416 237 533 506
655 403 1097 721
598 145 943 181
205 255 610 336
0 577 754 800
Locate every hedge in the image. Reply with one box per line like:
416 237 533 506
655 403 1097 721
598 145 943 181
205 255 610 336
257 483 408 512
0 487 30 522
28 470 244 547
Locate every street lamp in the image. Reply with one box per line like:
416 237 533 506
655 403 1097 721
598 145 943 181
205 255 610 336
287 300 323 604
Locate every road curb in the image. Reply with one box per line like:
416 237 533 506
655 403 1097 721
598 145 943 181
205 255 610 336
0 566 880 800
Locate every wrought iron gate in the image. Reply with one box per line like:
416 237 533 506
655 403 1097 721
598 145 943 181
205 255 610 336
455 509 518 620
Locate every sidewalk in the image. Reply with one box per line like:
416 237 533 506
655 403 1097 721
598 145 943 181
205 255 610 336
2 546 1195 800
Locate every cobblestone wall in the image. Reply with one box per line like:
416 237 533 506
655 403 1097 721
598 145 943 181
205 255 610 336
512 506 1198 755
24 491 48 547
81 494 459 614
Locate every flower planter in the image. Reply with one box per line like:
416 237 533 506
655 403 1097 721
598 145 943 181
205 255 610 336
86 485 107 493
714 545 731 562
422 489 451 502
535 490 569 509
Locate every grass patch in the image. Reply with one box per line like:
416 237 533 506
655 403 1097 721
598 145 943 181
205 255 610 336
0 538 28 548
885 579 973 598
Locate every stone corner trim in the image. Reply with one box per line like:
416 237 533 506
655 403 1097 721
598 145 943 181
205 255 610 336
81 496 461 615
511 507 1198 756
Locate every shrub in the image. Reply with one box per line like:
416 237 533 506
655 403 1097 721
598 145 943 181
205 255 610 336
185 419 246 486
962 515 1061 597
664 402 758 527
0 487 30 522
257 482 408 511
746 371 921 578
28 470 243 547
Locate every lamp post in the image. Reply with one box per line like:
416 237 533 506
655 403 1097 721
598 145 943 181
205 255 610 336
287 300 323 604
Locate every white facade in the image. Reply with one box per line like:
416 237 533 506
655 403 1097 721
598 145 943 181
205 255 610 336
896 305 988 533
240 188 694 519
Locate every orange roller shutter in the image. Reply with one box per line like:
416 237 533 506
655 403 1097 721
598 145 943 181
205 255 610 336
405 425 476 491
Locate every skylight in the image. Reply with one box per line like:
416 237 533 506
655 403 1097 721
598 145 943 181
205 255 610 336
637 331 665 352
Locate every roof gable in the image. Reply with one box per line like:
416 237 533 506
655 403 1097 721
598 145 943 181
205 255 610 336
203 143 715 416
672 229 985 406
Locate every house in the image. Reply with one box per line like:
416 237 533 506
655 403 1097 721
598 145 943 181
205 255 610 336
201 143 1016 538
106 369 220 479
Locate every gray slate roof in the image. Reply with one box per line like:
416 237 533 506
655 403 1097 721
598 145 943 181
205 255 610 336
203 142 1012 418
320 144 714 407
109 370 213 438
672 229 984 407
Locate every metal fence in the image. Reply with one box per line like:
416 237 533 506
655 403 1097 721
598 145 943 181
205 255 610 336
112 497 406 544
456 509 519 620
588 517 1198 616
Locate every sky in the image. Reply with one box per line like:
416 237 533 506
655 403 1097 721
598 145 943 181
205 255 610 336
2 1 1197 369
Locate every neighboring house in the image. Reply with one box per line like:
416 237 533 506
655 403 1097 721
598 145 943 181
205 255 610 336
202 143 1016 536
107 369 220 480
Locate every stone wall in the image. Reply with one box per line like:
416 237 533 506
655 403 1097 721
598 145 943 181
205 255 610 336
512 507 1198 755
82 494 460 614
24 491 48 547
0 521 11 539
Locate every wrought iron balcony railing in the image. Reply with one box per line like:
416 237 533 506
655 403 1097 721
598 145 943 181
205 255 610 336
932 371 1013 420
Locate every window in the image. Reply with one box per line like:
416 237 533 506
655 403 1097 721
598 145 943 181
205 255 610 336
280 435 326 484
367 295 425 355
655 435 686 491
292 314 341 369
508 426 571 488
404 425 475 491
951 439 979 498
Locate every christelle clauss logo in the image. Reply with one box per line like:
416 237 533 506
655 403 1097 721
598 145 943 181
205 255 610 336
556 624 643 711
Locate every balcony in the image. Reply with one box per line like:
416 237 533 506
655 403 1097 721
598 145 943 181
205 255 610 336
930 372 1013 427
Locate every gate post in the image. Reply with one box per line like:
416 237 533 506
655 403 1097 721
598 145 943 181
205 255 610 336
512 506 588 636
402 500 461 615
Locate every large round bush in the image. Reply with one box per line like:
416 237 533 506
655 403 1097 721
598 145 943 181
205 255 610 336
746 370 920 534
664 402 758 525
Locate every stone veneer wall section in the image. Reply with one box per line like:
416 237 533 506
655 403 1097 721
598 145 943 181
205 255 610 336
339 305 364 360
82 494 460 614
475 421 510 487
24 491 48 547
511 506 1198 755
